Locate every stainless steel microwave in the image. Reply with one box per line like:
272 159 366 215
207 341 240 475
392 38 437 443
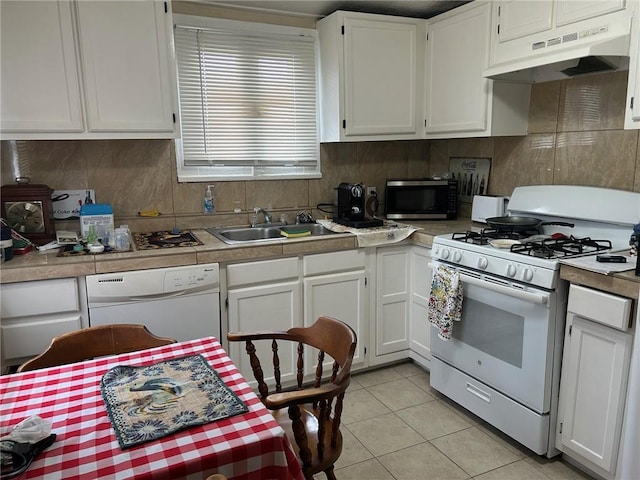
384 178 458 220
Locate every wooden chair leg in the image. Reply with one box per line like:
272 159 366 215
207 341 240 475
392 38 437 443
324 465 337 480
289 404 312 468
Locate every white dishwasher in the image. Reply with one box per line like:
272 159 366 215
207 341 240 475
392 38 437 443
86 263 220 342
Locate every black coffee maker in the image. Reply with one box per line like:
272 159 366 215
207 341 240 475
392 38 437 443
334 183 383 228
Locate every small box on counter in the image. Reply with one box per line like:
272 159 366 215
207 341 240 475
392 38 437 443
80 204 114 240
52 189 95 219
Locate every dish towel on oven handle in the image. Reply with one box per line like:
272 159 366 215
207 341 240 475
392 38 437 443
428 265 463 341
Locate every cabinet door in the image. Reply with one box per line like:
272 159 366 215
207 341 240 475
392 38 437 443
75 1 175 132
228 281 301 388
625 0 640 129
375 246 410 357
497 0 553 42
343 17 419 137
409 246 432 364
0 1 84 133
303 271 367 372
425 2 491 134
555 0 626 27
559 316 632 473
1 315 82 365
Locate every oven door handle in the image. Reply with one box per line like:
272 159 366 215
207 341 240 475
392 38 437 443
429 264 549 305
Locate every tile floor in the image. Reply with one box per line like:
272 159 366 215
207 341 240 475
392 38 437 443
319 362 595 480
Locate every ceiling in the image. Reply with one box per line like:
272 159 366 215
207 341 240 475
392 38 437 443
198 0 470 19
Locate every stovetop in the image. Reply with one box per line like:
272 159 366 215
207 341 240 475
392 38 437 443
132 231 203 250
450 230 612 260
431 185 640 289
511 236 612 259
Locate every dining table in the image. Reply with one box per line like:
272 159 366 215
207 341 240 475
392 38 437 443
0 336 304 480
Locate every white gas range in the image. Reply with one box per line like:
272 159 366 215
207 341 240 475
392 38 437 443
429 185 640 457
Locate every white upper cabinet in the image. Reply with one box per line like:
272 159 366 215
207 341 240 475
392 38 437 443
497 0 554 42
489 0 632 69
317 11 425 142
424 1 530 138
625 0 640 129
554 0 626 27
0 0 177 140
0 1 84 134
75 1 175 134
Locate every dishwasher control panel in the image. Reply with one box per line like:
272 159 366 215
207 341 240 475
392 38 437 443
86 263 220 303
164 265 219 292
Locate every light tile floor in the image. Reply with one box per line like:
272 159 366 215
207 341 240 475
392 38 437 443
318 362 595 480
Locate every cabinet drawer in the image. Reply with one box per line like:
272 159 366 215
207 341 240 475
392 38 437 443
1 278 79 318
304 249 365 276
1 315 82 360
567 284 632 331
227 257 298 288
430 356 548 455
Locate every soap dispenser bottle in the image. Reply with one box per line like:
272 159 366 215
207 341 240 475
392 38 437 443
203 185 215 214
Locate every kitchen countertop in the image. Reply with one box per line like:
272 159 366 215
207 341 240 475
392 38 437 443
4 218 638 300
0 219 473 284
560 264 640 300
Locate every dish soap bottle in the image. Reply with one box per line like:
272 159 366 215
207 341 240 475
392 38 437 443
203 185 215 214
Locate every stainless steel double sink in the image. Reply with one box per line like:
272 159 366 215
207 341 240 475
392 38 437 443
206 223 338 244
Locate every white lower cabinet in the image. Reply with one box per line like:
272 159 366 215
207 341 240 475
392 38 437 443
0 277 88 371
371 245 410 365
409 245 432 369
226 250 369 389
557 284 633 477
226 257 301 388
303 249 368 373
224 245 437 385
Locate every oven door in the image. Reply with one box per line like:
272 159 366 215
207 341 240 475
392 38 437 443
430 262 556 414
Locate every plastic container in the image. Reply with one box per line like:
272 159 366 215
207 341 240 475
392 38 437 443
1 226 13 262
80 204 114 241
114 226 131 251
203 185 215 214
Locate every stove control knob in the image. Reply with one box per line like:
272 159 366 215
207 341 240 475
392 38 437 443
477 257 488 269
452 251 462 262
506 264 517 277
441 248 450 259
523 268 534 282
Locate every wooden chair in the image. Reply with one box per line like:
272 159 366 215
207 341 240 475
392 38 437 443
227 316 357 480
17 324 176 372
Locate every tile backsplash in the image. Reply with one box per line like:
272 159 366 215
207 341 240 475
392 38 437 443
1 70 638 232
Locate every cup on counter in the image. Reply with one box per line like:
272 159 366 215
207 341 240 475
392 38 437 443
1 226 13 262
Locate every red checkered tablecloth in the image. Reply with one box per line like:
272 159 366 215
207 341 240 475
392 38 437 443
0 337 304 480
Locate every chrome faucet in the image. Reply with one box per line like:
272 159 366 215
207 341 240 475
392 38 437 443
253 208 272 225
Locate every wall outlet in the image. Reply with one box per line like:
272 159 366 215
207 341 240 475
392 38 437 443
367 186 377 196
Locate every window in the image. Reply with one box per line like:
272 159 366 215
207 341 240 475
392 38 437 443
173 16 320 181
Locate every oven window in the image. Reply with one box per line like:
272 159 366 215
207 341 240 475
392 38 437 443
454 298 524 368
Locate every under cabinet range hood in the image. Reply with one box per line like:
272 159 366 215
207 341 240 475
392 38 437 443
484 13 632 83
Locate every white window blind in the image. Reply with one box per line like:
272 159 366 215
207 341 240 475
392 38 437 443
174 18 320 180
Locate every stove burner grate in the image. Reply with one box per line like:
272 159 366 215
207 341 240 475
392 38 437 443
452 229 536 245
511 236 612 258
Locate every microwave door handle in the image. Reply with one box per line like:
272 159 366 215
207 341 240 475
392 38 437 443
428 264 548 305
